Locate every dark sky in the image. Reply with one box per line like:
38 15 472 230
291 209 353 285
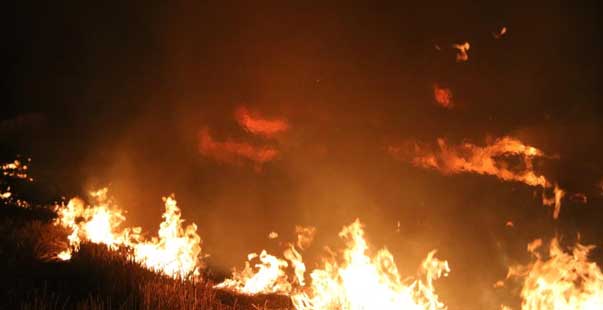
3 1 603 308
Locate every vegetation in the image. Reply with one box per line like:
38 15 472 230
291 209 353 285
0 204 292 310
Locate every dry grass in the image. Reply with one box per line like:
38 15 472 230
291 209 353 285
0 204 293 310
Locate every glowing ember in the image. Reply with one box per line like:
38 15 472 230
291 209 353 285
235 106 289 138
541 185 565 219
493 26 507 39
433 84 453 109
1 158 33 207
1 158 33 181
54 189 203 278
505 238 603 310
452 42 470 62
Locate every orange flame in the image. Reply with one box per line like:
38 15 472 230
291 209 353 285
54 189 203 278
452 42 470 62
390 136 566 218
1 158 33 208
505 238 603 310
433 84 453 109
1 158 32 180
235 106 289 138
493 27 508 39
218 220 449 310
198 128 279 166
291 219 449 310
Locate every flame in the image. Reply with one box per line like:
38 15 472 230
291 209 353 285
291 219 449 310
452 42 470 62
215 250 293 295
1 158 33 207
493 27 508 39
235 106 289 138
198 128 279 166
505 238 603 310
269 231 279 239
1 158 33 180
54 188 203 278
389 136 566 218
541 185 565 219
132 195 203 278
433 84 453 109
570 193 588 204
218 219 449 310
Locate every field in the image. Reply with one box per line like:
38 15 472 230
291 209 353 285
0 203 292 310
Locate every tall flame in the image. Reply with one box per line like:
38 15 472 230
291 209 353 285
291 219 449 310
54 189 203 278
505 238 603 310
217 219 449 310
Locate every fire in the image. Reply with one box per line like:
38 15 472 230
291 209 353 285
389 136 566 218
1 158 33 207
452 42 470 62
235 106 289 138
541 185 565 219
433 84 453 109
218 219 449 310
215 250 293 295
54 188 203 278
505 238 603 310
198 128 279 166
570 193 588 204
1 158 33 181
493 26 508 39
291 220 449 310
215 225 315 295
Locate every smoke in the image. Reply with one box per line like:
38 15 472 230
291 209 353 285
234 106 289 138
198 128 279 167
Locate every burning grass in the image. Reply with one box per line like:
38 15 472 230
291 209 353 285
0 204 294 310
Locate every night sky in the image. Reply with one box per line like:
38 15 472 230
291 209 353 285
4 2 602 308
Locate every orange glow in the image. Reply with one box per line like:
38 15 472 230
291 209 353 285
54 189 203 278
570 193 588 204
452 42 470 62
433 84 453 109
390 137 549 187
505 238 603 310
198 128 279 165
235 106 289 138
506 221 514 228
